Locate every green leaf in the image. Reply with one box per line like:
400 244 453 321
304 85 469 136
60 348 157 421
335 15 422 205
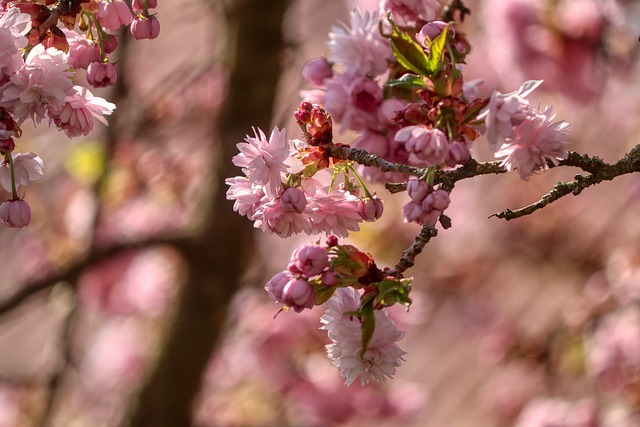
426 24 450 76
312 283 337 305
359 299 376 358
374 278 413 308
385 74 427 89
386 17 432 77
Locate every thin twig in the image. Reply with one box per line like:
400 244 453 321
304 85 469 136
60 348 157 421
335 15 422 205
392 224 438 275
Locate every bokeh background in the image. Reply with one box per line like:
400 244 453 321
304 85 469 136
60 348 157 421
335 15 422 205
1 0 640 426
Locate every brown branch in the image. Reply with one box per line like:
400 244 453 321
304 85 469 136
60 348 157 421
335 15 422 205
391 224 438 275
494 147 640 220
329 145 427 177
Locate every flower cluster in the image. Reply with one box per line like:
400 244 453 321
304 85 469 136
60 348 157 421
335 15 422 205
226 110 385 239
0 1 161 228
230 1 573 385
264 237 411 385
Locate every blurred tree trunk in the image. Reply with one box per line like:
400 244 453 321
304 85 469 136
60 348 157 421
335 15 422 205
120 0 290 426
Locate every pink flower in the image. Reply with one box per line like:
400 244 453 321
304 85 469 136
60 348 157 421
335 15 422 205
321 288 406 385
265 270 294 302
358 196 384 221
65 31 101 70
0 45 74 123
328 8 393 77
395 125 450 166
279 187 307 213
381 0 440 27
302 57 333 87
478 80 543 151
0 152 43 192
232 126 290 200
288 244 329 277
86 61 118 88
402 179 450 226
130 16 161 40
0 8 30 80
133 0 158 11
307 190 362 238
225 176 265 218
281 277 316 312
0 198 30 227
252 197 312 238
495 106 569 181
49 85 116 138
324 74 383 132
96 0 133 31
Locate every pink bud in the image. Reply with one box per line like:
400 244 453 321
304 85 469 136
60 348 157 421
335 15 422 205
101 34 119 54
87 62 118 88
430 189 450 211
446 141 470 167
326 235 338 247
406 178 429 202
280 187 307 213
133 0 158 11
288 244 329 277
0 199 31 228
320 270 338 287
96 0 133 31
358 197 384 221
264 270 294 302
130 16 160 40
282 278 315 312
301 57 332 87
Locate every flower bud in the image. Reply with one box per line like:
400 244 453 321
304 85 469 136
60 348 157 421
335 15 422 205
302 57 332 87
320 270 338 287
288 244 329 277
87 62 118 88
0 199 31 228
446 141 470 167
406 178 429 202
133 0 158 11
282 278 315 312
280 187 307 213
101 34 119 54
130 16 161 40
326 235 338 247
358 197 384 221
430 189 450 211
265 270 294 302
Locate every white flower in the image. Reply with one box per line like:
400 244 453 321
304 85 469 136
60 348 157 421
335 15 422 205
321 288 406 385
0 152 44 192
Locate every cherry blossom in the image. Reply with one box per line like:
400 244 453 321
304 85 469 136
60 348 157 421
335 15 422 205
327 8 393 77
232 126 290 200
49 85 116 138
321 288 406 385
0 44 74 124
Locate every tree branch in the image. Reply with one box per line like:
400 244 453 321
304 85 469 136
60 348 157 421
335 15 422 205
391 224 438 275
